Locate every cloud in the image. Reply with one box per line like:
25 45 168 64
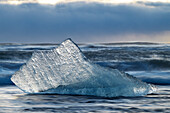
137 1 170 7
1 0 170 5
0 2 170 43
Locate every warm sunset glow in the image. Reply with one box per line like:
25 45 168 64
1 0 170 5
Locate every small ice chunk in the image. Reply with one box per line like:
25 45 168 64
11 39 156 97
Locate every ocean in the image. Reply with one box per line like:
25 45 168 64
0 42 170 113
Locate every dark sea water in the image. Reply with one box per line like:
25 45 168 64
0 42 170 113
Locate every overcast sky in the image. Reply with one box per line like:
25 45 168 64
0 0 170 43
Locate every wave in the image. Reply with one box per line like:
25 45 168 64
96 59 170 71
0 62 24 86
0 62 24 70
0 51 32 61
0 74 14 85
127 71 170 85
99 42 160 45
139 77 170 85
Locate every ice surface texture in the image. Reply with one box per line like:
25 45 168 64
11 39 156 97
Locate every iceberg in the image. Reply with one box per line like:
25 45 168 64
11 39 156 97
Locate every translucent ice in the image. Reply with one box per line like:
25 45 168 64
11 39 156 97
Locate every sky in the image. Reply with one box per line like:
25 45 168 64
0 0 170 43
